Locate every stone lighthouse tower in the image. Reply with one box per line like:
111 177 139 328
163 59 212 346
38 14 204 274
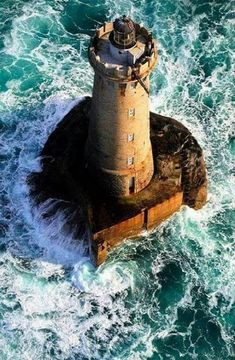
33 15 207 266
86 16 157 197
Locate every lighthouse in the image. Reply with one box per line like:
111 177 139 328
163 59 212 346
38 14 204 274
33 15 207 266
86 16 157 197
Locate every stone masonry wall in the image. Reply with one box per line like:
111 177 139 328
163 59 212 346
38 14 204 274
85 72 154 197
93 191 183 265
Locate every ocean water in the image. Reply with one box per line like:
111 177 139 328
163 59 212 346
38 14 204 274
0 0 234 359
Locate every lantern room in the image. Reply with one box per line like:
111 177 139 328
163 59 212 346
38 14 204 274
111 15 136 49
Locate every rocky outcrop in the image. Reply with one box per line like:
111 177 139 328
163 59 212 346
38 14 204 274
150 112 207 209
28 97 207 265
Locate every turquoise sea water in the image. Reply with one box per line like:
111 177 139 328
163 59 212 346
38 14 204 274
0 1 234 359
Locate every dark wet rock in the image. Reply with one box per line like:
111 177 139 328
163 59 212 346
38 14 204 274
28 97 207 264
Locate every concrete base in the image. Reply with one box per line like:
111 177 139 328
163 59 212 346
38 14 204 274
29 97 207 266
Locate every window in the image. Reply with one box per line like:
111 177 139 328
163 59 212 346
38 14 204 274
129 177 135 194
127 156 134 166
128 108 135 117
128 133 134 142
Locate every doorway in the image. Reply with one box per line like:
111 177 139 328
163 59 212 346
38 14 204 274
129 177 135 194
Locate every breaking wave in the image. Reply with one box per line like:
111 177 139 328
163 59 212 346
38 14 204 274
0 0 234 359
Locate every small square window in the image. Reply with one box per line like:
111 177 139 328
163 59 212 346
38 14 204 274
127 156 134 166
128 108 135 117
127 133 134 142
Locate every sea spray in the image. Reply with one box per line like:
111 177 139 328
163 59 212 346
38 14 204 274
0 0 234 359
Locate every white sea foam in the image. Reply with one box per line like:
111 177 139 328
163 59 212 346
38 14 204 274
0 0 234 359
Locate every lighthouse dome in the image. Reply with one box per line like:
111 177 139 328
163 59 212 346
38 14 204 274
112 16 136 49
113 16 135 34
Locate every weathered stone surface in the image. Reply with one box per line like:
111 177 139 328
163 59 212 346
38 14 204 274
87 20 157 197
28 97 207 265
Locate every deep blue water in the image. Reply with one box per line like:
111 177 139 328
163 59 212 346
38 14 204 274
0 1 234 359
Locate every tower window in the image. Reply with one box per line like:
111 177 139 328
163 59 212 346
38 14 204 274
127 156 134 166
128 133 134 142
129 177 135 194
128 108 135 117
